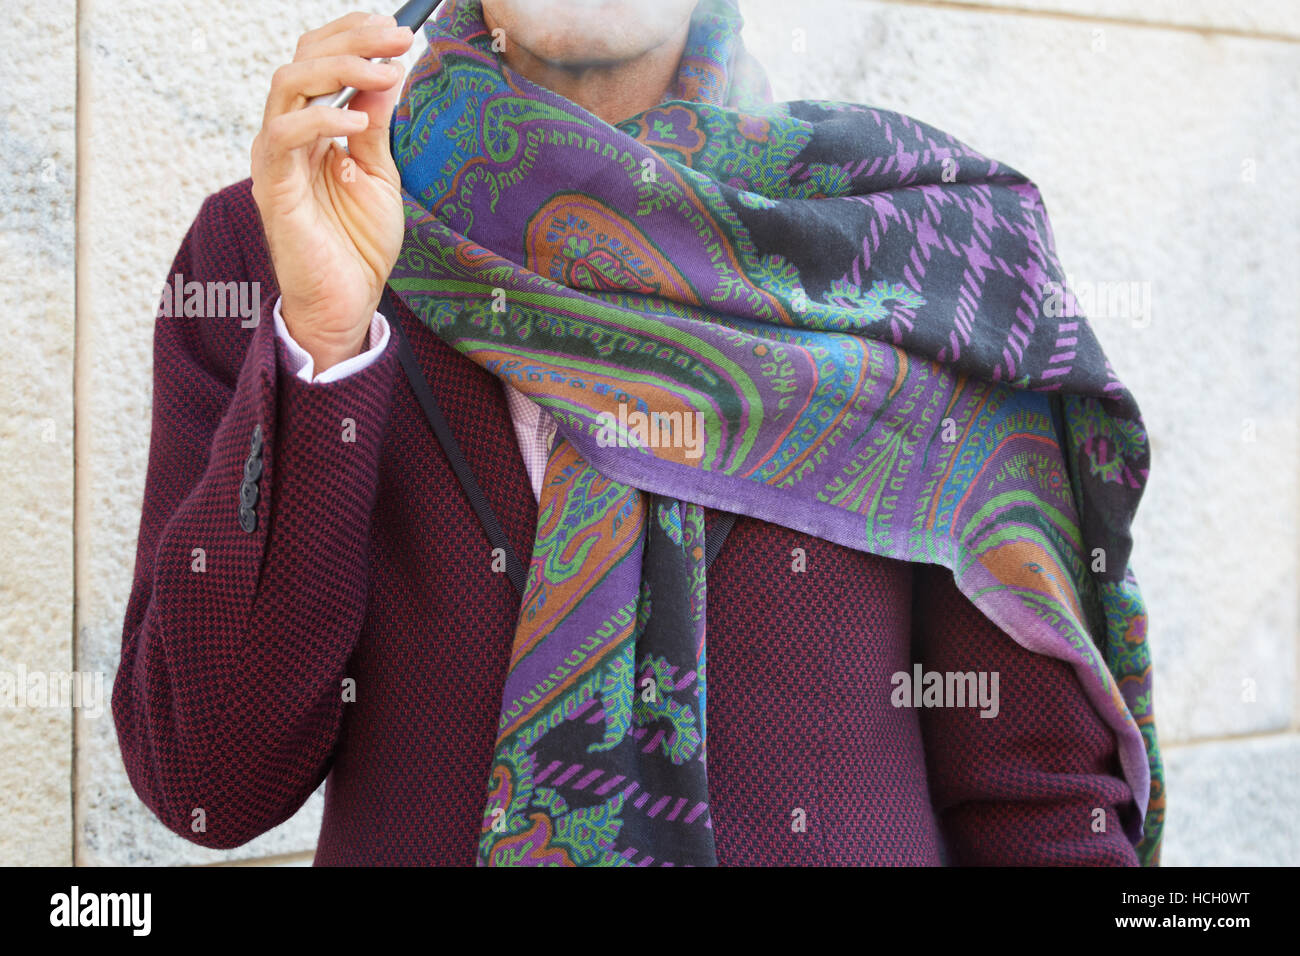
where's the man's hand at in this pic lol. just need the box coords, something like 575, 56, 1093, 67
250, 12, 415, 373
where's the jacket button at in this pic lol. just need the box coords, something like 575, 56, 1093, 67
238, 503, 257, 533
239, 479, 259, 509
250, 424, 263, 454
243, 453, 263, 482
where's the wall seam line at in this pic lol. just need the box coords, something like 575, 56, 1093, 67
71, 0, 83, 869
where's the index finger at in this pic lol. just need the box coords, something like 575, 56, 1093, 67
294, 10, 397, 57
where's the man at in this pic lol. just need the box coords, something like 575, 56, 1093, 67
113, 0, 1160, 865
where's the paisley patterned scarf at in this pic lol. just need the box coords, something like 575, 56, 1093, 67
389, 0, 1163, 866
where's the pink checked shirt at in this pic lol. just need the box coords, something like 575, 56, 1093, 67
273, 297, 557, 501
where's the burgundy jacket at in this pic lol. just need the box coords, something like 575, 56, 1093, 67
112, 178, 1140, 866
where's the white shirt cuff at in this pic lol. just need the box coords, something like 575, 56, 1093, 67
273, 294, 390, 384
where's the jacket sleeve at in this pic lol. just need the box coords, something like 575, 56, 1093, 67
911, 563, 1140, 866
111, 188, 400, 850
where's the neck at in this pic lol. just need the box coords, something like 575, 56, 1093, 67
482, 11, 691, 124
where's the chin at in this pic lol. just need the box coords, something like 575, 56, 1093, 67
482, 0, 700, 65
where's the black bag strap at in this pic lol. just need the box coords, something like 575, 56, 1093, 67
390, 312, 529, 597
705, 511, 737, 570
388, 307, 737, 587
